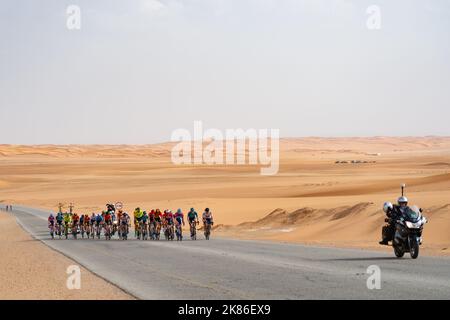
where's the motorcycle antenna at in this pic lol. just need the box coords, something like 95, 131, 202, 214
69, 202, 74, 214
401, 183, 406, 196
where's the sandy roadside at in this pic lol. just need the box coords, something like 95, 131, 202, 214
0, 210, 133, 300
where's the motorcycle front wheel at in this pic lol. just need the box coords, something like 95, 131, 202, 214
410, 239, 419, 259
393, 245, 404, 258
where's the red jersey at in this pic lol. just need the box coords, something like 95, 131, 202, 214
163, 211, 173, 220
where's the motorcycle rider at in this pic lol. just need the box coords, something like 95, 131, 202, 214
379, 196, 408, 245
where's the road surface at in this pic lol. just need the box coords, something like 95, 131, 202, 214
4, 205, 450, 299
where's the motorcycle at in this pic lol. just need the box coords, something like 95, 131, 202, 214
392, 205, 427, 259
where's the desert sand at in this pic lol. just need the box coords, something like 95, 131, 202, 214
0, 210, 132, 299
1, 137, 450, 256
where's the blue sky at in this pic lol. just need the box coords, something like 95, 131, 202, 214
1, 0, 449, 143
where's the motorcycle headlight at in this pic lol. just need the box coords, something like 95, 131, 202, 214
405, 221, 421, 229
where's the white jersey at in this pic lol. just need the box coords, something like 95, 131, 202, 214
202, 211, 213, 220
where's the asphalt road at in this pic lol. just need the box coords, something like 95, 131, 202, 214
4, 205, 450, 299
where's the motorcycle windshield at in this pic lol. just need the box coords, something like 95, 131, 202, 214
402, 206, 421, 223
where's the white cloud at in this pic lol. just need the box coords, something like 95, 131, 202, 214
140, 0, 166, 14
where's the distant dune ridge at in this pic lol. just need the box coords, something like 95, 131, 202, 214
0, 137, 450, 255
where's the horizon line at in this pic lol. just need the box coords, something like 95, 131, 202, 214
1, 135, 450, 147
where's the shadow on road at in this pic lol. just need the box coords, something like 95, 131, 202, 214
322, 257, 399, 262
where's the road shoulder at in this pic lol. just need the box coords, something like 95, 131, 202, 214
0, 210, 133, 299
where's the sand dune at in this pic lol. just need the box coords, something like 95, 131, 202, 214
1, 137, 449, 255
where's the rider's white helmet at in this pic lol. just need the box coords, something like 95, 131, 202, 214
383, 202, 393, 213
397, 196, 408, 205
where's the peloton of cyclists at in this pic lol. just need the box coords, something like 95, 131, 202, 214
47, 205, 214, 241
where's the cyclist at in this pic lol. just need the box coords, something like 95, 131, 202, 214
149, 209, 155, 223
56, 211, 64, 230
187, 208, 198, 225
120, 211, 131, 235
202, 208, 214, 226
133, 207, 143, 237
140, 211, 149, 238
48, 213, 55, 233
72, 213, 80, 226
104, 211, 113, 237
154, 209, 162, 224
174, 208, 185, 227
79, 213, 84, 227
83, 214, 90, 232
163, 209, 174, 226
95, 213, 103, 237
